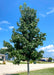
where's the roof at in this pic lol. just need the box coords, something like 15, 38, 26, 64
0, 54, 5, 56
41, 58, 49, 60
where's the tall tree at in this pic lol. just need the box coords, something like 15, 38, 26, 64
3, 3, 46, 75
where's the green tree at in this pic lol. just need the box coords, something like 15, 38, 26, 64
0, 49, 7, 54
48, 57, 52, 62
3, 3, 46, 75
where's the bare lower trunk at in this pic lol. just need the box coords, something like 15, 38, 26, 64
27, 61, 30, 75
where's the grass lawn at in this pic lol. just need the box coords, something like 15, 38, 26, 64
12, 68, 54, 75
36, 61, 54, 64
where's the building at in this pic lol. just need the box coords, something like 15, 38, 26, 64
0, 54, 5, 62
40, 58, 49, 62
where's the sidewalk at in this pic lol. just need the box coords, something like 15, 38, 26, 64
0, 62, 54, 75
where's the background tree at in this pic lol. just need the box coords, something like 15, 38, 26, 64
3, 3, 46, 75
48, 57, 52, 62
0, 49, 7, 54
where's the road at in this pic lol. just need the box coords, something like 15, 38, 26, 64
0, 62, 54, 75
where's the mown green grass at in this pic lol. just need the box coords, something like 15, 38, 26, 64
36, 61, 54, 64
12, 68, 54, 75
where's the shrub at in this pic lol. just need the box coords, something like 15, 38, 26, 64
3, 61, 6, 64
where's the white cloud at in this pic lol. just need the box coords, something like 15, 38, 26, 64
40, 7, 54, 17
0, 27, 8, 31
46, 8, 54, 15
0, 27, 2, 30
2, 47, 8, 49
39, 13, 46, 17
39, 45, 54, 51
0, 21, 10, 24
47, 49, 54, 52
9, 26, 14, 29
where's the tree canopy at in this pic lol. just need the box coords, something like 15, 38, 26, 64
0, 49, 7, 54
3, 3, 46, 75
48, 57, 52, 62
3, 3, 46, 63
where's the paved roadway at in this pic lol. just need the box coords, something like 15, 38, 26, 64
0, 62, 54, 75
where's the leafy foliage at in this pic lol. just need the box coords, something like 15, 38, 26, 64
48, 57, 52, 62
3, 3, 46, 64
0, 49, 7, 54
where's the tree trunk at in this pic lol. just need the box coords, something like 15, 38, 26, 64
27, 61, 30, 75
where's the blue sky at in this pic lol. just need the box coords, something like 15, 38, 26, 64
0, 0, 54, 58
